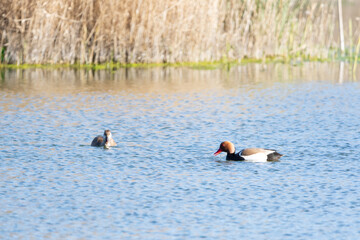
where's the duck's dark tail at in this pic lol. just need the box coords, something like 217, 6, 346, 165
267, 152, 283, 161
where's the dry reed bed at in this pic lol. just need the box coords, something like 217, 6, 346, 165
0, 0, 357, 64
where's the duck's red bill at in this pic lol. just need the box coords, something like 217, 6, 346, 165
214, 149, 222, 156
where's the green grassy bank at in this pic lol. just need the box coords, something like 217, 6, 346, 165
0, 53, 358, 72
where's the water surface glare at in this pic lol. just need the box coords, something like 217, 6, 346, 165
1, 63, 360, 239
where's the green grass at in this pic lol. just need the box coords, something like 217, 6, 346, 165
0, 51, 358, 71
0, 47, 6, 63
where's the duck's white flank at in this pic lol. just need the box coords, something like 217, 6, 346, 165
242, 153, 267, 162
241, 149, 275, 162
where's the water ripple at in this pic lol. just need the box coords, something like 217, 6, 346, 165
1, 64, 360, 239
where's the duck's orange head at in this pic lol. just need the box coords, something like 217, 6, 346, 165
214, 141, 235, 155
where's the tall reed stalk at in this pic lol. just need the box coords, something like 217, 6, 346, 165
0, 0, 354, 65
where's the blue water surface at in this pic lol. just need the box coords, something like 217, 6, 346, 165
0, 64, 359, 239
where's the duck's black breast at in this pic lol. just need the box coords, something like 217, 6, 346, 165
226, 153, 245, 161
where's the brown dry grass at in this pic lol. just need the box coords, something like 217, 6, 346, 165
0, 0, 357, 64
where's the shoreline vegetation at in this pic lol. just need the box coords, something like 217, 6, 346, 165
0, 0, 359, 68
0, 57, 341, 71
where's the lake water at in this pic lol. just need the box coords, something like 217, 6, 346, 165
0, 63, 360, 239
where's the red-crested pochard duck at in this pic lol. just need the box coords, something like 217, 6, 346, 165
91, 130, 117, 148
214, 141, 283, 162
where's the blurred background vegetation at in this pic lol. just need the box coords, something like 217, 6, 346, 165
0, 0, 359, 65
